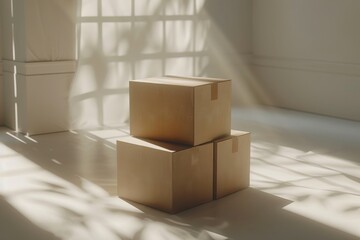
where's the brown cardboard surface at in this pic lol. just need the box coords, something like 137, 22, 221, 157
213, 130, 250, 199
172, 143, 213, 213
117, 136, 213, 213
194, 81, 231, 145
130, 76, 231, 146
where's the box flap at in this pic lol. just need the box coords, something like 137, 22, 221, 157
230, 130, 250, 136
131, 75, 230, 87
166, 75, 230, 83
214, 130, 250, 143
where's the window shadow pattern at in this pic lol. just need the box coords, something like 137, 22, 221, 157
71, 0, 213, 129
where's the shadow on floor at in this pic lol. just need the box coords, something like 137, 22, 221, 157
0, 196, 60, 240
1, 122, 359, 239
125, 188, 360, 240
0, 127, 126, 195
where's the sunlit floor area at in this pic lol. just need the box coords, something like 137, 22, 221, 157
0, 107, 359, 240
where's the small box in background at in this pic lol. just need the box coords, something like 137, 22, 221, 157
117, 136, 213, 213
130, 75, 231, 146
213, 130, 250, 199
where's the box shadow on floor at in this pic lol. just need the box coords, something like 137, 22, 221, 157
125, 188, 359, 240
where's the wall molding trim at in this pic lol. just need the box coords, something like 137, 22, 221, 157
2, 60, 77, 75
251, 55, 360, 77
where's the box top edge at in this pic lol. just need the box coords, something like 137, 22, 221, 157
213, 130, 250, 143
165, 75, 231, 82
130, 76, 231, 87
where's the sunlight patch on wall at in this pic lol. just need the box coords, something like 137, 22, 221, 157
102, 22, 131, 56
165, 0, 194, 16
135, 0, 163, 16
79, 22, 98, 58
72, 65, 98, 94
166, 57, 194, 76
133, 21, 163, 54
80, 0, 98, 17
166, 20, 194, 53
103, 62, 131, 88
70, 98, 99, 127
134, 59, 163, 79
101, 0, 132, 17
102, 95, 129, 127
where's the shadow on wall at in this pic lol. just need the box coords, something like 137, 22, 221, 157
70, 0, 265, 130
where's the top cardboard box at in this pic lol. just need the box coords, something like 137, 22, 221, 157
130, 75, 231, 146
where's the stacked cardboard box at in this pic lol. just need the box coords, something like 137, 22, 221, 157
117, 75, 250, 213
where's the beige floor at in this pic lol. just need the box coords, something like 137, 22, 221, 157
0, 107, 359, 240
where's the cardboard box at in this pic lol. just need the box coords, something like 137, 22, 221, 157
213, 130, 250, 199
117, 136, 213, 213
130, 75, 231, 146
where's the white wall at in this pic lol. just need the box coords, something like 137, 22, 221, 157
4, 0, 358, 129
0, 0, 254, 131
70, 0, 254, 129
252, 0, 360, 121
3, 0, 359, 129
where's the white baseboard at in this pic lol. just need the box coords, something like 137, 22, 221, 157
252, 62, 360, 122
251, 55, 360, 77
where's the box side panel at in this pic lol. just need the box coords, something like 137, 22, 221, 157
194, 81, 231, 145
172, 143, 213, 213
214, 133, 250, 199
117, 141, 173, 212
130, 81, 194, 145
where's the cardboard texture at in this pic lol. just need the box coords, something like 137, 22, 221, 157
117, 136, 213, 213
130, 75, 231, 146
213, 130, 250, 199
